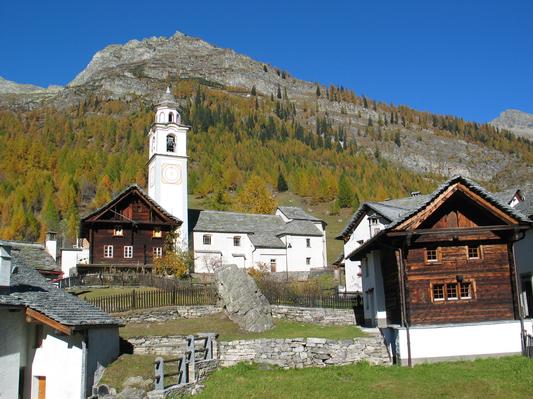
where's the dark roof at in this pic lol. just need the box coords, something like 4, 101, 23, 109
81, 184, 181, 225
277, 206, 323, 223
193, 209, 323, 248
0, 241, 59, 272
346, 175, 532, 260
0, 244, 121, 328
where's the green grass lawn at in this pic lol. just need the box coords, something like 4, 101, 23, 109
68, 286, 161, 300
102, 355, 533, 398
120, 313, 365, 341
196, 357, 533, 399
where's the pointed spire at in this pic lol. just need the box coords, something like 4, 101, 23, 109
157, 86, 178, 108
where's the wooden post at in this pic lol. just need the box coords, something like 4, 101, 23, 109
132, 289, 136, 310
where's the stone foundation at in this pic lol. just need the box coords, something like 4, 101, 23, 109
219, 336, 390, 368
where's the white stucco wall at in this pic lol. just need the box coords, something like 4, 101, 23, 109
282, 235, 325, 271
31, 327, 84, 399
60, 249, 88, 278
0, 309, 27, 399
388, 320, 533, 365
193, 232, 254, 272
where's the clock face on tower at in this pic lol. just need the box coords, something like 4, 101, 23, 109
162, 163, 182, 185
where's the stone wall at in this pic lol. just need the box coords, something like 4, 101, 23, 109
272, 306, 356, 325
117, 305, 356, 326
219, 335, 390, 368
128, 335, 219, 359
117, 305, 222, 324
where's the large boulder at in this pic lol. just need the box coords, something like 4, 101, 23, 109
214, 264, 274, 332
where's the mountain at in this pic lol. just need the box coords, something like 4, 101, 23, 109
491, 109, 533, 140
0, 31, 532, 243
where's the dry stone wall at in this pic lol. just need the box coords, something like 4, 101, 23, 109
219, 336, 390, 368
117, 305, 356, 326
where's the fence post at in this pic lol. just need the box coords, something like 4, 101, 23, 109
154, 357, 164, 390
187, 335, 195, 384
172, 287, 176, 305
132, 289, 136, 310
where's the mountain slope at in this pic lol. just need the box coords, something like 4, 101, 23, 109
491, 109, 533, 140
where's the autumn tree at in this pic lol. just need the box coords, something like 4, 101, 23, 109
154, 230, 194, 278
277, 171, 288, 192
337, 173, 353, 208
234, 175, 277, 214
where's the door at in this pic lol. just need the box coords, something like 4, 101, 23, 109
521, 275, 533, 318
37, 376, 46, 399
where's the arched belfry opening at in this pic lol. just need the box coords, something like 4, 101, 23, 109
166, 134, 176, 152
168, 113, 173, 123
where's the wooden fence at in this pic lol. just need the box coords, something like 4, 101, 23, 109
87, 286, 217, 314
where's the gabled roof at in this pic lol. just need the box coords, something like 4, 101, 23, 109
193, 208, 323, 249
346, 175, 532, 260
0, 241, 58, 272
277, 206, 323, 223
0, 244, 120, 329
81, 184, 181, 225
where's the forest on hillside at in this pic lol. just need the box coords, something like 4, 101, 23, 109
0, 79, 531, 243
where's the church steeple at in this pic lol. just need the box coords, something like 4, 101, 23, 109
147, 87, 189, 249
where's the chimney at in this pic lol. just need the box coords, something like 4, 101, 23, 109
410, 191, 421, 197
45, 231, 58, 261
0, 244, 12, 293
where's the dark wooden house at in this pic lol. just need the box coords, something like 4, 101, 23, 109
80, 185, 181, 271
348, 176, 532, 364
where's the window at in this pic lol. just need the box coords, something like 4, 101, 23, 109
270, 259, 277, 272
433, 282, 474, 302
306, 238, 311, 248
426, 248, 439, 262
203, 235, 212, 245
168, 112, 173, 123
113, 227, 123, 237
306, 257, 311, 265
124, 246, 133, 258
467, 245, 480, 259
104, 245, 113, 258
166, 134, 176, 152
446, 283, 458, 300
460, 282, 472, 299
233, 236, 241, 247
152, 228, 162, 238
153, 247, 163, 258
432, 284, 445, 301
370, 217, 379, 225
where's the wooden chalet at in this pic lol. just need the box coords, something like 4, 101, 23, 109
79, 184, 181, 272
348, 175, 532, 364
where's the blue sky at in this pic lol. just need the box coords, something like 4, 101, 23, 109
0, 0, 531, 123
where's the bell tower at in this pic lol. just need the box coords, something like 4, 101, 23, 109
148, 87, 189, 249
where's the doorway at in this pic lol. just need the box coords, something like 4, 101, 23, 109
37, 376, 46, 399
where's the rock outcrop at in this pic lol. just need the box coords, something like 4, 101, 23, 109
214, 264, 273, 332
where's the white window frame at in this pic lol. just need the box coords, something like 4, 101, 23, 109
153, 247, 163, 258
152, 228, 162, 238
113, 227, 123, 237
104, 245, 113, 258
124, 246, 133, 258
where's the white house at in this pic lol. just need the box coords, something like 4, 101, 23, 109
0, 241, 121, 399
193, 206, 327, 274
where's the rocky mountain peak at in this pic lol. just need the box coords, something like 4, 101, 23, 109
490, 109, 533, 140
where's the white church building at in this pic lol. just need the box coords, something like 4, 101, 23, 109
126, 88, 328, 274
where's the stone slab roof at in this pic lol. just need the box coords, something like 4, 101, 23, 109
0, 241, 59, 272
277, 206, 323, 222
194, 209, 323, 249
0, 244, 121, 328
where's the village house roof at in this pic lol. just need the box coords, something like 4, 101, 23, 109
337, 176, 532, 240
81, 184, 181, 226
277, 206, 324, 223
0, 243, 121, 329
346, 175, 532, 261
193, 208, 323, 249
0, 241, 59, 272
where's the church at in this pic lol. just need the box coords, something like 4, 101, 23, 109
79, 89, 328, 274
